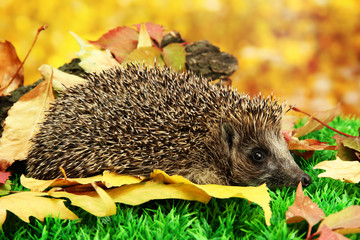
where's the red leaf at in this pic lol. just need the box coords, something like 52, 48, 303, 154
283, 130, 336, 151
0, 172, 11, 184
89, 26, 139, 62
286, 182, 326, 238
134, 22, 164, 44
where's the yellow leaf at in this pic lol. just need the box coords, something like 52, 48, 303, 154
38, 64, 86, 91
314, 157, 360, 183
102, 171, 143, 188
21, 174, 102, 192
137, 23, 153, 48
0, 208, 6, 227
20, 170, 272, 225
0, 192, 78, 224
21, 171, 143, 192
49, 183, 117, 217
0, 76, 54, 169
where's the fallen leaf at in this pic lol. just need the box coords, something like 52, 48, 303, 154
314, 157, 360, 183
293, 105, 340, 138
123, 47, 164, 66
21, 170, 272, 226
0, 192, 78, 225
162, 43, 186, 71
89, 26, 139, 62
38, 64, 86, 91
318, 205, 360, 235
0, 209, 6, 227
21, 171, 142, 192
0, 76, 54, 170
70, 32, 120, 73
0, 40, 24, 96
137, 23, 153, 48
283, 130, 336, 151
316, 225, 350, 240
0, 172, 11, 184
286, 182, 326, 238
134, 22, 164, 44
334, 134, 360, 161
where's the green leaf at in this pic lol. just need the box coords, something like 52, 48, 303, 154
162, 43, 186, 71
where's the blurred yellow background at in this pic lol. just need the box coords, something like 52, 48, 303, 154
1, 0, 359, 115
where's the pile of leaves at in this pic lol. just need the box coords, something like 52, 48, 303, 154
0, 22, 359, 239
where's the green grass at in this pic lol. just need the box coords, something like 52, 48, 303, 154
1, 116, 360, 239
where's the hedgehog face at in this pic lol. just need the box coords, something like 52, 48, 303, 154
220, 122, 311, 188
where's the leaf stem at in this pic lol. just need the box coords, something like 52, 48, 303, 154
290, 106, 355, 138
0, 25, 47, 92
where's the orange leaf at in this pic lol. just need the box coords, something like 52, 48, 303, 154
286, 182, 326, 238
314, 157, 360, 183
316, 225, 350, 240
318, 205, 360, 235
0, 40, 24, 96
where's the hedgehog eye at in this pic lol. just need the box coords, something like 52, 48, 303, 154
251, 150, 266, 162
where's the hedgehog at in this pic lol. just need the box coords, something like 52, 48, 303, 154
25, 65, 311, 188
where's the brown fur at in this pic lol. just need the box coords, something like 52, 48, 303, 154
25, 65, 310, 187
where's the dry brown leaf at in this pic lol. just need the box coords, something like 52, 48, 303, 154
314, 157, 360, 183
38, 64, 86, 91
0, 192, 78, 225
0, 40, 24, 96
0, 76, 54, 170
293, 105, 340, 138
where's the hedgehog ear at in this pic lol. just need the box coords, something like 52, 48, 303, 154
220, 122, 239, 152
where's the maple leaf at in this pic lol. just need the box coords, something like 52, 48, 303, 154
286, 182, 326, 239
0, 192, 78, 227
313, 157, 360, 183
162, 43, 186, 72
0, 75, 54, 170
0, 40, 24, 96
89, 26, 139, 62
